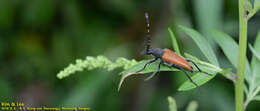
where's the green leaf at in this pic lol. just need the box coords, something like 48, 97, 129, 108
193, 0, 222, 50
250, 31, 260, 88
253, 95, 260, 101
244, 0, 253, 12
209, 30, 251, 82
249, 44, 260, 61
168, 96, 177, 111
178, 53, 229, 91
119, 59, 177, 75
179, 25, 219, 67
248, 0, 260, 19
178, 70, 216, 91
118, 59, 177, 91
186, 101, 198, 111
168, 28, 181, 55
254, 0, 260, 10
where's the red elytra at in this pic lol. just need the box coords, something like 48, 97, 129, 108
162, 49, 192, 71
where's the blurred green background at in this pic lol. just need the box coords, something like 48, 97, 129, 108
0, 0, 259, 111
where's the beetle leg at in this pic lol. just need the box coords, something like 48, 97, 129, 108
171, 64, 198, 87
136, 58, 158, 73
186, 59, 212, 76
145, 59, 163, 81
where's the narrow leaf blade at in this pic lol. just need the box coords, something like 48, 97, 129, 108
168, 96, 177, 111
120, 59, 177, 75
249, 44, 260, 61
178, 67, 232, 91
186, 101, 198, 111
250, 31, 260, 87
244, 0, 253, 12
168, 28, 181, 55
118, 59, 177, 91
179, 25, 219, 66
253, 95, 260, 101
209, 30, 251, 82
178, 72, 216, 91
254, 0, 260, 10
178, 53, 227, 91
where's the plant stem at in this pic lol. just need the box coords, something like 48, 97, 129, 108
235, 0, 248, 111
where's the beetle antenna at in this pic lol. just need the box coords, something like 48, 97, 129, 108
144, 12, 152, 54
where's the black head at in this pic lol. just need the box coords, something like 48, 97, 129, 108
145, 48, 164, 58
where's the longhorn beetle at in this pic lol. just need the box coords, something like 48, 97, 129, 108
137, 12, 212, 87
